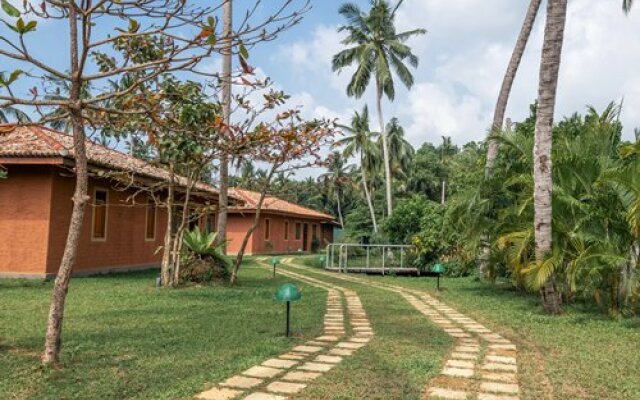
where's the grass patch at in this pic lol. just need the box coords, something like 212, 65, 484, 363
281, 265, 450, 399
0, 264, 325, 400
359, 274, 640, 400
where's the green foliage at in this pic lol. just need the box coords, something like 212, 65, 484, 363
181, 228, 230, 284
1, 0, 20, 17
381, 195, 430, 244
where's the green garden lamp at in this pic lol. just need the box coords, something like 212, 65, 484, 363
271, 257, 280, 278
318, 255, 326, 268
275, 283, 302, 337
431, 263, 445, 290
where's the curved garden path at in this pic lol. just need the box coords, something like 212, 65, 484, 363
280, 259, 521, 400
193, 260, 373, 400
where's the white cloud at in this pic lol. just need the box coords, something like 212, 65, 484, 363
276, 0, 640, 149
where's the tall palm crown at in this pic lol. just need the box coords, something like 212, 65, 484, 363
332, 0, 426, 100
335, 106, 380, 173
384, 118, 414, 175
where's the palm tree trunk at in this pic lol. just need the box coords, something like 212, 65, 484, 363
478, 0, 542, 279
361, 153, 378, 233
485, 0, 542, 176
376, 82, 393, 216
336, 191, 344, 229
216, 0, 233, 253
534, 0, 567, 315
42, 7, 87, 365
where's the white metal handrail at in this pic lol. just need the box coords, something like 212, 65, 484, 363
325, 243, 414, 275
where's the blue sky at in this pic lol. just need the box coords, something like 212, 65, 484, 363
2, 0, 640, 154
249, 0, 640, 149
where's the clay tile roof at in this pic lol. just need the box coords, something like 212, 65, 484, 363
229, 187, 337, 222
0, 125, 222, 196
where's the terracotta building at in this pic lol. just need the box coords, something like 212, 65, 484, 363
227, 188, 337, 255
0, 125, 221, 278
0, 126, 337, 278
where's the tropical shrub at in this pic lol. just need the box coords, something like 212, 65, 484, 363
180, 228, 230, 284
382, 195, 431, 244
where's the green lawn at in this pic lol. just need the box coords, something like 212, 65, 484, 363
0, 262, 325, 400
293, 271, 450, 399
3, 258, 638, 400
345, 271, 640, 400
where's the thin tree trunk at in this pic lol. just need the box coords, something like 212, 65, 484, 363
171, 179, 194, 286
336, 192, 344, 229
230, 167, 276, 284
441, 180, 446, 205
361, 153, 378, 233
376, 82, 393, 216
534, 0, 567, 315
216, 0, 233, 253
486, 0, 543, 176
160, 163, 175, 285
42, 7, 86, 365
478, 0, 542, 279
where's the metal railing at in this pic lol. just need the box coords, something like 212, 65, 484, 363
325, 243, 415, 275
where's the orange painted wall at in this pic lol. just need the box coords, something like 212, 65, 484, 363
0, 165, 53, 276
46, 172, 167, 275
226, 214, 254, 255
227, 212, 333, 255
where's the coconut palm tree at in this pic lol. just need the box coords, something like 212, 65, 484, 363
319, 151, 354, 228
335, 106, 381, 232
532, 0, 568, 315
485, 0, 543, 176
439, 136, 457, 204
332, 0, 425, 216
384, 117, 414, 180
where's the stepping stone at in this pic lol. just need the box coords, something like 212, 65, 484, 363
428, 387, 469, 400
336, 342, 365, 349
444, 328, 465, 333
482, 363, 517, 372
262, 359, 298, 369
266, 381, 307, 394
196, 387, 243, 400
489, 344, 516, 351
482, 372, 517, 383
281, 370, 321, 382
442, 367, 474, 378
328, 348, 353, 356
477, 393, 520, 400
221, 375, 263, 389
315, 336, 339, 342
446, 360, 475, 369
292, 345, 323, 353
451, 352, 478, 360
315, 355, 342, 364
486, 355, 517, 365
480, 382, 519, 394
299, 362, 334, 372
243, 392, 286, 400
350, 337, 371, 343
450, 333, 473, 338
279, 353, 306, 360
242, 366, 283, 379
454, 346, 480, 353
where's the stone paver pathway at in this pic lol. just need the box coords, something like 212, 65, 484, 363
281, 259, 521, 400
193, 259, 373, 400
